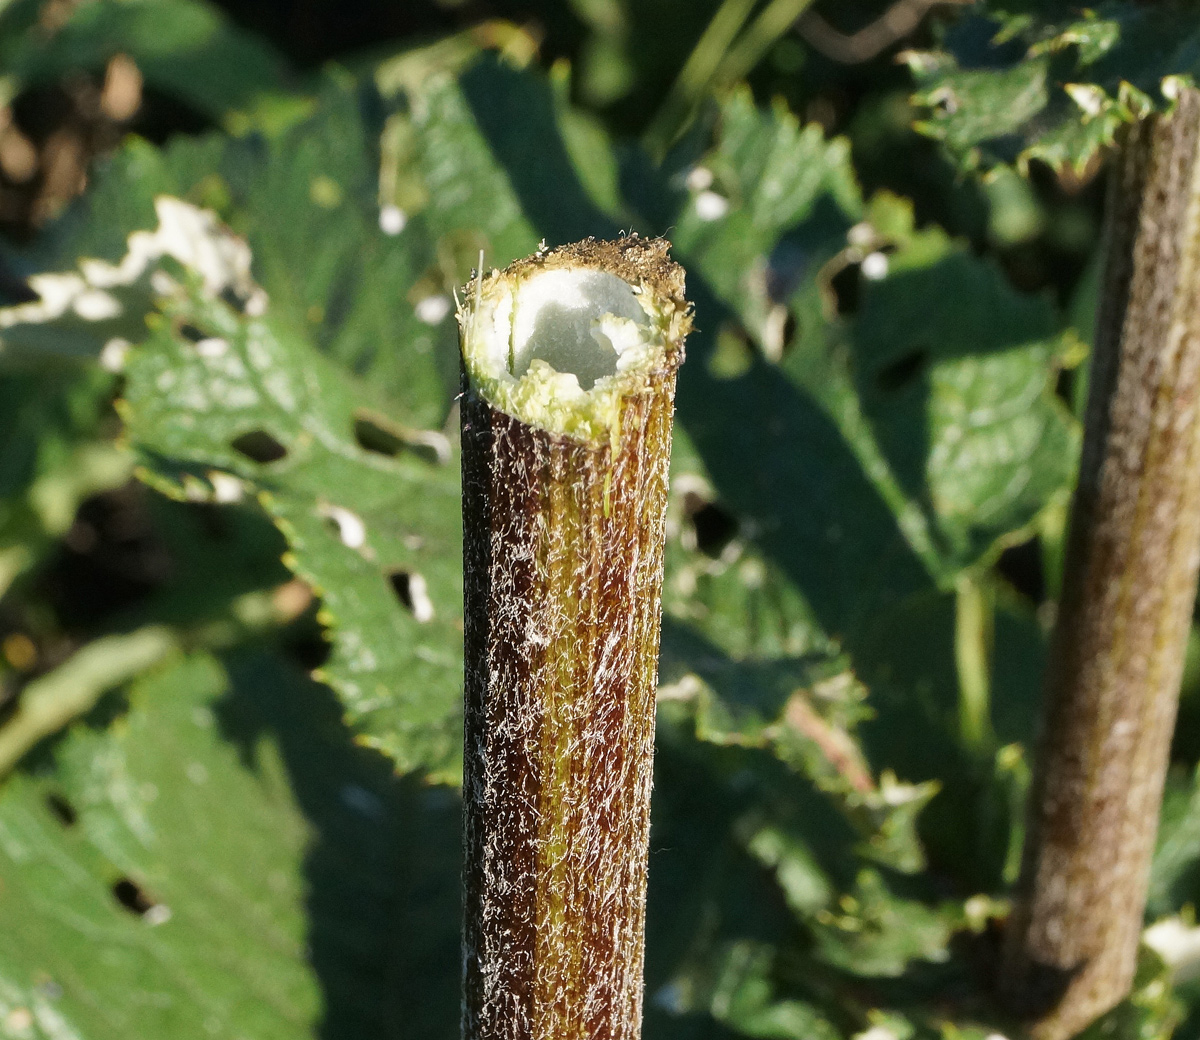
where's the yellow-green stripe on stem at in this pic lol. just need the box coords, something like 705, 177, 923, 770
458, 237, 690, 1040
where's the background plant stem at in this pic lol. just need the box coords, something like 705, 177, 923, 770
954, 572, 993, 755
644, 0, 816, 157
1001, 88, 1200, 1040
643, 0, 756, 157
0, 626, 176, 778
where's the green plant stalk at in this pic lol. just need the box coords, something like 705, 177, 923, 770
1002, 88, 1200, 1040
644, 0, 815, 158
0, 627, 177, 779
458, 238, 690, 1039
0, 583, 314, 782
954, 572, 993, 754
713, 0, 817, 89
643, 0, 757, 157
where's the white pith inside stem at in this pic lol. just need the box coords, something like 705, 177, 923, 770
460, 267, 669, 443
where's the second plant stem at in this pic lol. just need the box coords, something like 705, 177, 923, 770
1002, 87, 1200, 1039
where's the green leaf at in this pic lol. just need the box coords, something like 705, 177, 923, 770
28, 81, 462, 429
408, 56, 620, 258
671, 87, 863, 305
803, 868, 954, 979
218, 83, 460, 428
657, 617, 950, 977
407, 66, 538, 263
662, 427, 834, 664
910, 56, 1050, 161
119, 245, 463, 779
908, 3, 1200, 175
1150, 765, 1200, 918
3, 196, 464, 779
659, 90, 1077, 639
0, 370, 130, 599
849, 236, 1078, 575
0, 0, 288, 116
656, 941, 843, 1040
0, 649, 461, 1039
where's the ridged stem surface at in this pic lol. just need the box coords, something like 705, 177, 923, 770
459, 239, 688, 1040
1002, 89, 1200, 1040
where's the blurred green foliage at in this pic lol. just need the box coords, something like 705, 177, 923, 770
0, 1, 1199, 1038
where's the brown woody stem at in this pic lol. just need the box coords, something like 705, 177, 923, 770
1001, 87, 1200, 1039
458, 238, 690, 1040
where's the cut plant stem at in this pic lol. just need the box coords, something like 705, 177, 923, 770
1001, 87, 1200, 1040
458, 237, 690, 1040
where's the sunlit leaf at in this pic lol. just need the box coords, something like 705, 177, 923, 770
0, 650, 461, 1039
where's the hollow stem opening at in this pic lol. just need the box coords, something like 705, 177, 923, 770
505, 269, 648, 389
459, 249, 684, 444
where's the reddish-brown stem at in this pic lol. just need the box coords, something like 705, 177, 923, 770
459, 238, 689, 1040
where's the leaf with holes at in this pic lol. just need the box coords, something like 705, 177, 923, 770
907, 3, 1200, 176
846, 201, 1079, 576
22, 80, 461, 429
221, 82, 461, 427
658, 91, 1076, 625
120, 245, 463, 778
670, 86, 863, 339
0, 649, 461, 1040
2, 196, 464, 779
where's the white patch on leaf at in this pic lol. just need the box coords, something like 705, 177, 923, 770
415, 294, 452, 325
694, 190, 729, 222
143, 904, 172, 927
321, 504, 367, 549
195, 337, 228, 358
379, 204, 407, 235
0, 196, 266, 361
208, 472, 243, 503
685, 166, 714, 192
1146, 916, 1200, 981
861, 251, 889, 280
72, 290, 122, 321
99, 337, 131, 372
406, 572, 434, 623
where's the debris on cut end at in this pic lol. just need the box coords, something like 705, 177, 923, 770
457, 236, 690, 444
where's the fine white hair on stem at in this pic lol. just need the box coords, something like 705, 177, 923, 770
459, 235, 690, 1040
